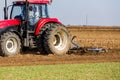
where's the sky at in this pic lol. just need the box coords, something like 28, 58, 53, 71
0, 0, 120, 26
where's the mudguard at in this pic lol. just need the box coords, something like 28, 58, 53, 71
0, 19, 21, 34
35, 18, 62, 35
0, 19, 21, 29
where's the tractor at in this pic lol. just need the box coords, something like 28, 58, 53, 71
0, 0, 70, 56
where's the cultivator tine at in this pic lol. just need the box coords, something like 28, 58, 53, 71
71, 36, 80, 49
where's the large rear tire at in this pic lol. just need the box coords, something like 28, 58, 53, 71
0, 32, 21, 56
37, 24, 51, 54
43, 24, 70, 55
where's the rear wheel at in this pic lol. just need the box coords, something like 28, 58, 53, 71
37, 23, 51, 54
44, 24, 70, 55
0, 32, 21, 56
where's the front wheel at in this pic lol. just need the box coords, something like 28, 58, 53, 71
44, 24, 70, 55
0, 32, 21, 56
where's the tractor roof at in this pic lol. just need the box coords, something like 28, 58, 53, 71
13, 0, 51, 4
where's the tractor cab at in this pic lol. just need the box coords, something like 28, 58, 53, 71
11, 0, 50, 30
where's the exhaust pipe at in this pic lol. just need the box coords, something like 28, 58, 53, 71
4, 0, 8, 20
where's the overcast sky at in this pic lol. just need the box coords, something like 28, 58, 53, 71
0, 0, 120, 26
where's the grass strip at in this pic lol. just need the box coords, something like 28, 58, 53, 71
0, 62, 119, 80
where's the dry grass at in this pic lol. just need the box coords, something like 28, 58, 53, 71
67, 26, 120, 49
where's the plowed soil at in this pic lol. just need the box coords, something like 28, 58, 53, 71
0, 26, 120, 66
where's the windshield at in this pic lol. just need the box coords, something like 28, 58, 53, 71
10, 4, 49, 21
28, 4, 49, 25
11, 4, 26, 20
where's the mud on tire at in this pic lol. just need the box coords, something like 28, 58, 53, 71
0, 32, 21, 56
37, 24, 51, 54
43, 24, 70, 55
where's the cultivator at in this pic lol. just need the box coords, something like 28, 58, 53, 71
69, 36, 108, 55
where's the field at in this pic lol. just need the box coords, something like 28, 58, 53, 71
0, 26, 120, 80
67, 26, 120, 50
0, 62, 119, 80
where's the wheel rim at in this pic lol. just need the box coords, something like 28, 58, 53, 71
53, 30, 68, 51
6, 38, 18, 54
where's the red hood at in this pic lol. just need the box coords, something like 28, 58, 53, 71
0, 19, 21, 28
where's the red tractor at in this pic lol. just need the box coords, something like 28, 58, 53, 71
0, 0, 70, 56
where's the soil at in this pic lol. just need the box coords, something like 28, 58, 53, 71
0, 26, 120, 66
0, 49, 119, 66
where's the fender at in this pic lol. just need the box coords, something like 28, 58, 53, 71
0, 26, 19, 35
35, 18, 62, 35
0, 19, 21, 29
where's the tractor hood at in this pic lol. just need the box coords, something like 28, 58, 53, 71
0, 19, 21, 29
